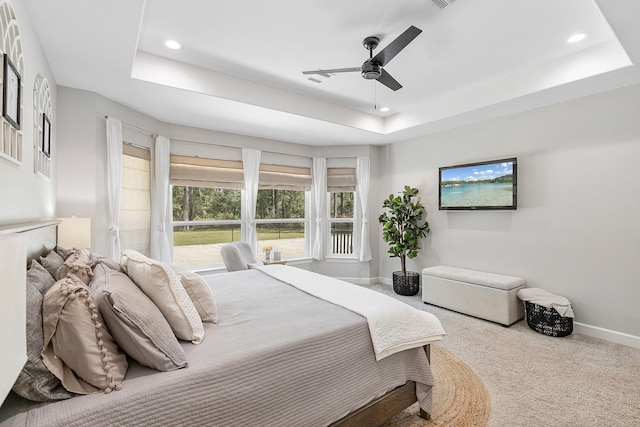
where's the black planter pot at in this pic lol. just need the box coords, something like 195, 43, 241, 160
392, 271, 420, 296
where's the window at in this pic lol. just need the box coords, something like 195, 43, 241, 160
327, 167, 357, 257
256, 189, 306, 260
255, 163, 311, 261
169, 155, 244, 268
120, 144, 151, 255
172, 186, 242, 268
329, 192, 355, 255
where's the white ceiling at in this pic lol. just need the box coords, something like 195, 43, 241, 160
22, 0, 640, 146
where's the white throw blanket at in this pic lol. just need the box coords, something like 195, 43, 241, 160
517, 288, 574, 318
254, 265, 446, 361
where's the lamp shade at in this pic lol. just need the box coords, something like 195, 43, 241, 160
57, 217, 91, 249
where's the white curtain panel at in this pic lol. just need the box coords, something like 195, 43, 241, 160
357, 156, 372, 262
242, 148, 261, 255
106, 117, 123, 260
311, 157, 327, 260
151, 135, 172, 263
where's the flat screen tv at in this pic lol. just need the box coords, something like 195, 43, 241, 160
439, 158, 517, 210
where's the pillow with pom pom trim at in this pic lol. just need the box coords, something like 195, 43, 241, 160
41, 274, 128, 394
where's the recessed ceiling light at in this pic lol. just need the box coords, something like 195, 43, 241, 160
380, 107, 390, 112
567, 33, 587, 44
165, 40, 182, 50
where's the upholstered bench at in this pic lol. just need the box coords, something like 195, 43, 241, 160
422, 266, 525, 326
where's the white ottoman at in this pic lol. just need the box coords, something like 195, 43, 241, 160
422, 266, 525, 326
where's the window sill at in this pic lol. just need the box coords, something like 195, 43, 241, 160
324, 256, 359, 263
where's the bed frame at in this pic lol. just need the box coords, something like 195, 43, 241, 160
1, 220, 432, 427
332, 345, 431, 426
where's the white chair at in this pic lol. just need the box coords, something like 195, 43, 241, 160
221, 242, 261, 272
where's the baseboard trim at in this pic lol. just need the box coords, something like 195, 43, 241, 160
376, 276, 393, 286
336, 277, 377, 286
573, 322, 640, 349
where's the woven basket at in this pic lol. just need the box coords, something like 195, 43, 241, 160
393, 271, 420, 296
524, 301, 573, 337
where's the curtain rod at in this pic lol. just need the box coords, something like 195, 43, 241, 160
104, 116, 156, 138
105, 116, 357, 161
172, 137, 357, 161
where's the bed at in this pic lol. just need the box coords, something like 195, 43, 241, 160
0, 222, 445, 427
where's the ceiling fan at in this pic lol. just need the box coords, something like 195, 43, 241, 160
302, 26, 422, 91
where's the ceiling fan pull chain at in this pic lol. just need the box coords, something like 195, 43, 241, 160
374, 82, 377, 110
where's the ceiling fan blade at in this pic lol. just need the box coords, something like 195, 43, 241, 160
376, 69, 402, 91
302, 67, 361, 76
372, 26, 422, 67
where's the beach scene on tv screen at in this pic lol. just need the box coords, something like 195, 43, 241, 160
440, 161, 514, 208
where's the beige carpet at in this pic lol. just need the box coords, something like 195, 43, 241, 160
383, 345, 490, 426
366, 283, 640, 427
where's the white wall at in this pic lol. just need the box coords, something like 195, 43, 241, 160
377, 83, 640, 342
0, 0, 57, 225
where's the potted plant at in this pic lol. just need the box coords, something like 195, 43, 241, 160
378, 186, 430, 296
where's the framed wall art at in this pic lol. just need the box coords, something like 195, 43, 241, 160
42, 113, 51, 157
3, 54, 20, 130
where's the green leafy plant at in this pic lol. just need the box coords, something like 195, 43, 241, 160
378, 186, 430, 279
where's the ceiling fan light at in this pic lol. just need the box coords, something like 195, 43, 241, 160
362, 70, 381, 79
361, 61, 381, 80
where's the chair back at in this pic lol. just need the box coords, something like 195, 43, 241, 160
221, 242, 259, 271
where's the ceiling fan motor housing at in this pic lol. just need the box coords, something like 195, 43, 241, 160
361, 60, 381, 79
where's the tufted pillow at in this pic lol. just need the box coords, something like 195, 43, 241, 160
90, 263, 188, 371
173, 268, 219, 324
40, 250, 65, 278
121, 249, 204, 344
12, 280, 74, 401
42, 275, 128, 394
55, 248, 95, 284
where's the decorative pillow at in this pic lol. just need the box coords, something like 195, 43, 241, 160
40, 250, 65, 278
121, 249, 204, 344
173, 268, 219, 324
55, 248, 94, 284
90, 263, 188, 371
42, 275, 128, 394
54, 245, 70, 260
27, 259, 56, 294
12, 281, 74, 401
92, 254, 123, 273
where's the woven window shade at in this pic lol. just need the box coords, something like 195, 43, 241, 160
120, 153, 151, 255
259, 164, 312, 191
123, 143, 151, 160
327, 168, 357, 192
170, 155, 244, 189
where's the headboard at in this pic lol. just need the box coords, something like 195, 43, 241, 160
0, 220, 58, 403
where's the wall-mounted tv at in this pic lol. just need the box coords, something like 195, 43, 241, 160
439, 158, 517, 210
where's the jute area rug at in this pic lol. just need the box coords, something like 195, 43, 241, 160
383, 345, 491, 427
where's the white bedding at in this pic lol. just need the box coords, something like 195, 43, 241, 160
254, 265, 446, 360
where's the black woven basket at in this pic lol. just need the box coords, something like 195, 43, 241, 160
393, 271, 420, 296
524, 301, 573, 337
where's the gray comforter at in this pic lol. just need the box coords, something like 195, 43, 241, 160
0, 269, 434, 427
